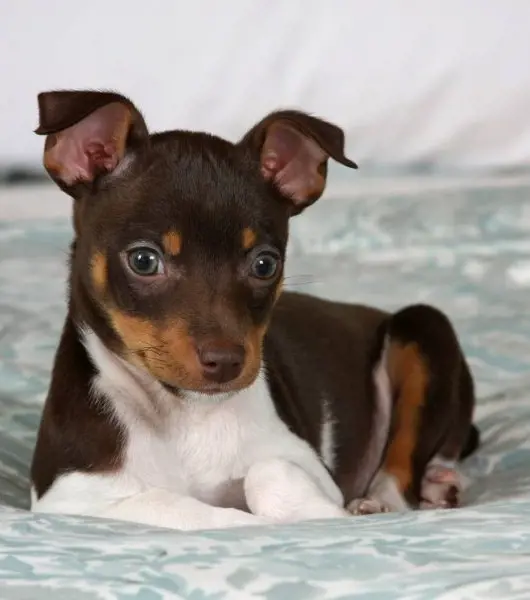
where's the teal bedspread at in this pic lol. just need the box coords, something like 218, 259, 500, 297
2, 179, 530, 599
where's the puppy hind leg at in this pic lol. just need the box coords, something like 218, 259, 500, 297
420, 362, 476, 509
381, 304, 472, 510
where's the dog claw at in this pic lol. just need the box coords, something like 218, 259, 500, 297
347, 497, 389, 516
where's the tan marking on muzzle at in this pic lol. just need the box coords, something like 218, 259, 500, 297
383, 342, 429, 493
240, 323, 268, 387
108, 309, 200, 387
107, 305, 269, 392
162, 230, 182, 256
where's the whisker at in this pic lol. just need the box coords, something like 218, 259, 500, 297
283, 275, 319, 286
284, 282, 319, 288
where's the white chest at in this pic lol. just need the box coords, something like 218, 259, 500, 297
122, 397, 255, 501
84, 329, 341, 509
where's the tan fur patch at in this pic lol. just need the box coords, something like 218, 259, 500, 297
274, 276, 284, 303
91, 251, 107, 293
162, 230, 182, 256
241, 283, 282, 382
108, 309, 199, 385
108, 310, 156, 353
242, 324, 268, 387
242, 228, 257, 250
383, 342, 429, 492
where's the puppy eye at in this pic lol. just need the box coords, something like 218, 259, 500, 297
250, 252, 279, 280
127, 246, 164, 277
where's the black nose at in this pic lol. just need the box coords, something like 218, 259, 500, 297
197, 340, 245, 384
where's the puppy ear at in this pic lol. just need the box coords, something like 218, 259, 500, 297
35, 90, 148, 197
240, 110, 357, 214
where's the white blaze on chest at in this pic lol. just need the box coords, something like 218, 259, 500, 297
123, 397, 248, 500
356, 337, 395, 494
83, 329, 302, 504
320, 397, 336, 472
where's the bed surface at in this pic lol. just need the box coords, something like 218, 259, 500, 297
2, 177, 530, 599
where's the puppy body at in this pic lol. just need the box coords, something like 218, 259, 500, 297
30, 91, 477, 530
33, 324, 348, 529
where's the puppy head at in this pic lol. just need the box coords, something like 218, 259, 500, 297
36, 90, 357, 395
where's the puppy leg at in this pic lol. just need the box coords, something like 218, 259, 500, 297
346, 353, 409, 516
380, 304, 476, 510
420, 361, 476, 509
100, 489, 267, 529
244, 458, 348, 523
32, 471, 266, 531
347, 470, 411, 515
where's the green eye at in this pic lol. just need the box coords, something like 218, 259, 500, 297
250, 253, 279, 280
127, 247, 163, 276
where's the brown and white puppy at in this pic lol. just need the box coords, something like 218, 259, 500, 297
30, 90, 479, 530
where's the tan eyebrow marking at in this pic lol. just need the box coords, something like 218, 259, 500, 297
162, 230, 182, 256
91, 251, 107, 293
242, 228, 257, 250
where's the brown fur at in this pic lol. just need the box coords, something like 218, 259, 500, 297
384, 343, 429, 491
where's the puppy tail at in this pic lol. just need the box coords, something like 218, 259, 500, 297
459, 423, 480, 460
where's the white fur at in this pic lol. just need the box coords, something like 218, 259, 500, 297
112, 153, 135, 177
352, 339, 395, 496
319, 397, 336, 471
346, 338, 410, 514
367, 470, 410, 513
355, 338, 410, 513
32, 329, 347, 530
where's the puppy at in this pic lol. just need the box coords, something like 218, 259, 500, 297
30, 90, 478, 530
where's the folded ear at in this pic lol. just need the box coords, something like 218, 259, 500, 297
239, 110, 357, 214
35, 90, 148, 196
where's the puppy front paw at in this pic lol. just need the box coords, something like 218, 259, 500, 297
346, 497, 390, 516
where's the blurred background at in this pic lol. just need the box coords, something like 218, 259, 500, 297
2, 0, 530, 186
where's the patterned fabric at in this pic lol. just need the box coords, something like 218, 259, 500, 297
1, 180, 530, 598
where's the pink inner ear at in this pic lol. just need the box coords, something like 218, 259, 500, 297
44, 103, 132, 186
260, 122, 327, 204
